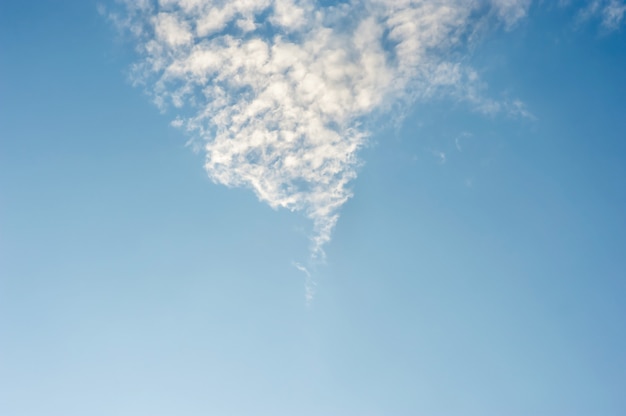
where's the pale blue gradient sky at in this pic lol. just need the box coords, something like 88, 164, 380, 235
1, 1, 625, 415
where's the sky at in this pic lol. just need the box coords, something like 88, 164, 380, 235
1, 0, 626, 415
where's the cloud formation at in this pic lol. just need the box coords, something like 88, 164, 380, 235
109, 0, 531, 260
579, 0, 626, 30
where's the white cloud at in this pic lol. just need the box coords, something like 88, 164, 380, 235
490, 0, 532, 28
109, 0, 531, 267
153, 12, 193, 46
600, 0, 626, 28
579, 0, 626, 30
293, 262, 315, 305
455, 131, 472, 152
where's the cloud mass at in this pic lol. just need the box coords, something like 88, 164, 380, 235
109, 0, 532, 259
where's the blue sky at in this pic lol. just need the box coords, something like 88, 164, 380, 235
1, 1, 625, 415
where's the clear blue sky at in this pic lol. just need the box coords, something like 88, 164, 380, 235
1, 1, 625, 415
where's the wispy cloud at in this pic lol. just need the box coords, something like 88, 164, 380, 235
293, 261, 315, 305
455, 131, 472, 152
491, 0, 532, 29
578, 0, 626, 30
106, 0, 531, 263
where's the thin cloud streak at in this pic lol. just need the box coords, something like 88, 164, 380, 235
108, 0, 532, 262
293, 261, 315, 305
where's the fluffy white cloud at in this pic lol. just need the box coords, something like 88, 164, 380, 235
109, 0, 531, 261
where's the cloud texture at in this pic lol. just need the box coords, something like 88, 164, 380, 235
579, 0, 626, 29
110, 0, 531, 259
